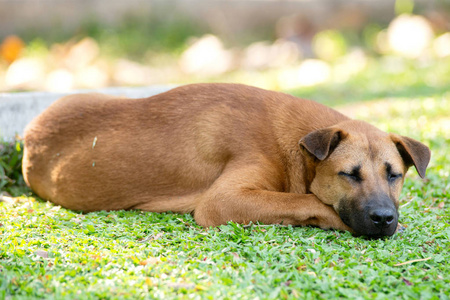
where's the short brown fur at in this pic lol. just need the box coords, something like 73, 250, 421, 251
22, 84, 431, 237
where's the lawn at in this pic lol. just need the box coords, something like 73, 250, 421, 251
1, 59, 449, 299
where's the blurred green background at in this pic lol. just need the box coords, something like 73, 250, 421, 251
1, 0, 449, 96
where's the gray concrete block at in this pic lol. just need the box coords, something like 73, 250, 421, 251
0, 86, 173, 140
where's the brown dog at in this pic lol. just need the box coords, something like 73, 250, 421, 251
22, 83, 430, 237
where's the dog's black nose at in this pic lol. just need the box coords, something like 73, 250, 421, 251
369, 208, 395, 228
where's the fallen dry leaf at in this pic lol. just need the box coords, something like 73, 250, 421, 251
396, 223, 406, 233
139, 257, 160, 265
11, 277, 18, 286
176, 218, 192, 227
35, 250, 48, 259
167, 282, 196, 290
283, 280, 292, 286
402, 278, 413, 286
138, 232, 164, 243
306, 271, 317, 277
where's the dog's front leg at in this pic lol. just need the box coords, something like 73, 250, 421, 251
194, 184, 353, 233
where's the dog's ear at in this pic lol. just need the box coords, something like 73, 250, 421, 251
299, 128, 347, 160
390, 134, 431, 178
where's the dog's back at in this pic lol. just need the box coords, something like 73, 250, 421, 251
23, 84, 347, 213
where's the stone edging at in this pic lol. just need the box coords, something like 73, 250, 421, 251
0, 86, 173, 139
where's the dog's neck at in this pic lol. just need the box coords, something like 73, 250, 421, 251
270, 95, 349, 194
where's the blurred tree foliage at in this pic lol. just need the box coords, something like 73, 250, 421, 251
20, 11, 207, 62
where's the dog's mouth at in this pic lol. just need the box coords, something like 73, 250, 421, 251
355, 216, 398, 238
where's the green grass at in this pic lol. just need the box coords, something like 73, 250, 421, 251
0, 139, 25, 196
288, 56, 450, 106
1, 61, 449, 299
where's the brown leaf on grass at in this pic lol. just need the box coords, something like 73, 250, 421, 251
153, 232, 164, 239
177, 218, 192, 227
90, 254, 103, 261
402, 278, 413, 286
167, 282, 196, 290
425, 239, 435, 245
11, 277, 18, 286
438, 202, 445, 209
395, 222, 407, 234
139, 257, 160, 265
138, 232, 164, 243
307, 271, 317, 277
35, 250, 48, 258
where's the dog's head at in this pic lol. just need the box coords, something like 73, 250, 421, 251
299, 120, 430, 238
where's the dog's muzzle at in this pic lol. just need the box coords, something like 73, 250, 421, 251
339, 195, 399, 238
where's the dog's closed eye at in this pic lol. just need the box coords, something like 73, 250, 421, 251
385, 163, 402, 183
338, 166, 362, 182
